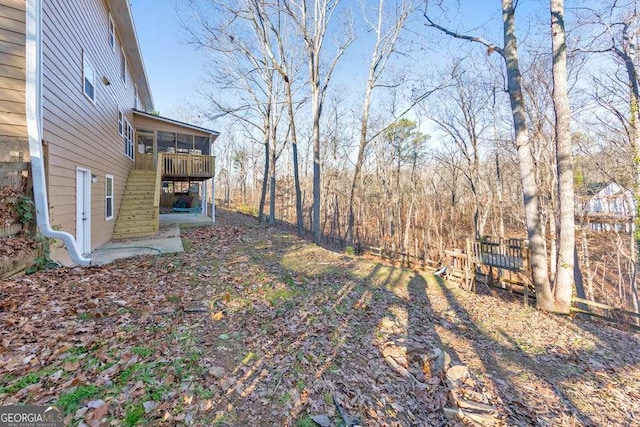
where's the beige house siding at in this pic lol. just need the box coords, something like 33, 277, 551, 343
0, 0, 27, 161
41, 0, 143, 263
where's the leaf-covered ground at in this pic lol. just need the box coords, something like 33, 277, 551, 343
0, 208, 638, 426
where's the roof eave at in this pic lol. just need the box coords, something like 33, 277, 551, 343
133, 109, 220, 137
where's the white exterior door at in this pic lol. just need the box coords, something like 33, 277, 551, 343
76, 168, 91, 254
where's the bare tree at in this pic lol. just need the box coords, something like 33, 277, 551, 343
346, 0, 415, 244
233, 148, 249, 203
431, 62, 493, 239
575, 0, 640, 319
248, 0, 307, 232
550, 0, 575, 312
424, 0, 558, 311
181, 0, 284, 222
282, 0, 355, 243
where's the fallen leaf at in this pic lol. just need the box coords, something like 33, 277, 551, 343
86, 399, 105, 409
92, 401, 110, 421
143, 401, 157, 413
310, 414, 331, 426
208, 366, 225, 378
63, 360, 80, 372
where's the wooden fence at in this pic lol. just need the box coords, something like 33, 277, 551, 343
221, 205, 640, 329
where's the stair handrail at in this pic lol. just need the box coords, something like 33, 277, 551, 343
154, 152, 163, 208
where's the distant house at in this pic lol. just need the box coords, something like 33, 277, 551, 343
581, 182, 635, 232
0, 0, 219, 265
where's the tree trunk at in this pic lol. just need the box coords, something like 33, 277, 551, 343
348, 78, 374, 244
630, 221, 640, 324
549, 209, 557, 287
502, 0, 554, 310
268, 126, 277, 224
403, 195, 416, 266
573, 244, 587, 310
312, 87, 322, 243
551, 0, 575, 313
258, 134, 269, 222
629, 44, 640, 326
282, 79, 304, 236
582, 218, 593, 300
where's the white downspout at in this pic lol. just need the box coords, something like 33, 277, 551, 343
26, 0, 90, 266
211, 138, 215, 223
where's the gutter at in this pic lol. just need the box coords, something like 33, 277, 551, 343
26, 0, 91, 266
211, 138, 215, 223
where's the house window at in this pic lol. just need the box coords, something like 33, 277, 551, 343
108, 13, 115, 51
134, 87, 138, 109
124, 119, 134, 160
83, 52, 96, 103
120, 48, 127, 85
118, 110, 123, 136
105, 174, 114, 220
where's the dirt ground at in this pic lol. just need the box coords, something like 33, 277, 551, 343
0, 208, 638, 426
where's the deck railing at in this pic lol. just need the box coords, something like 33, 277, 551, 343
161, 153, 215, 178
135, 153, 155, 170
135, 153, 215, 179
153, 153, 163, 208
474, 237, 529, 271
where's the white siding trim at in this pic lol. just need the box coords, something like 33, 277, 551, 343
26, 0, 90, 265
105, 174, 114, 220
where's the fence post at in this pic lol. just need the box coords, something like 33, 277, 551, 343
466, 238, 476, 292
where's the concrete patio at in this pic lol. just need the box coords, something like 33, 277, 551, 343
89, 213, 213, 265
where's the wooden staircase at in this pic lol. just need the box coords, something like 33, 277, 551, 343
113, 170, 159, 239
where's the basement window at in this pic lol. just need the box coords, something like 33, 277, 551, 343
106, 174, 114, 220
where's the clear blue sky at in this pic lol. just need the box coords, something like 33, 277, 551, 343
129, 0, 550, 122
131, 0, 205, 117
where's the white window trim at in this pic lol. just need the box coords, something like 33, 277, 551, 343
118, 109, 123, 136
120, 47, 127, 86
108, 13, 115, 52
124, 119, 134, 160
82, 51, 96, 104
105, 174, 114, 220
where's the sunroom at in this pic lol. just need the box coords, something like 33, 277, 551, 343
132, 109, 219, 213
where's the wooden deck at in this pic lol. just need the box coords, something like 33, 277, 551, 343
162, 153, 214, 180
135, 153, 215, 180
474, 237, 528, 272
